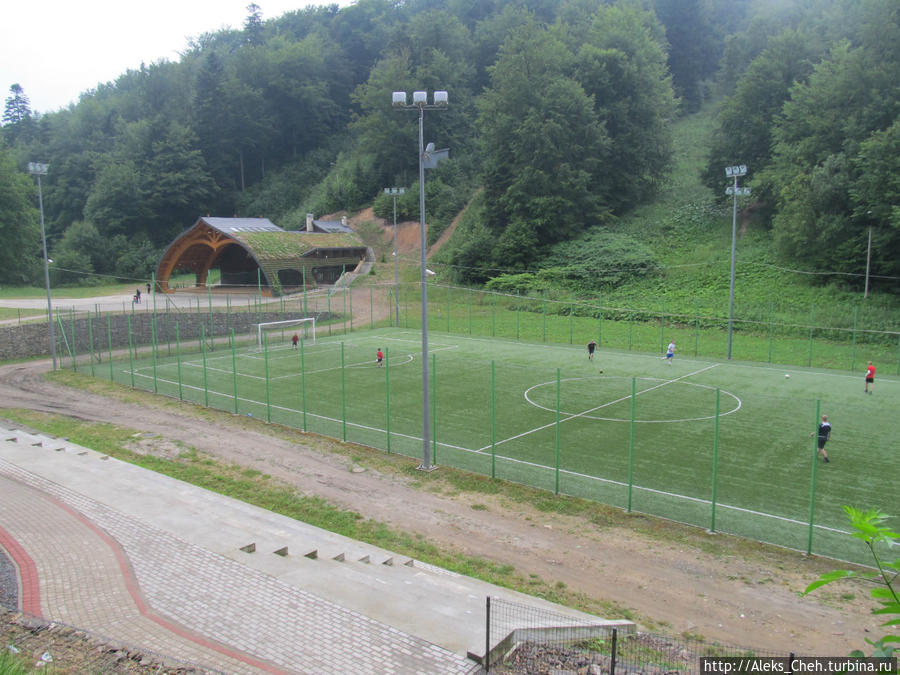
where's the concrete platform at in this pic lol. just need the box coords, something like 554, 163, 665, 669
0, 424, 631, 673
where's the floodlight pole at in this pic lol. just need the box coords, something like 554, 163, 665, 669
384, 187, 406, 325
28, 162, 57, 370
725, 165, 749, 360
864, 224, 872, 299
393, 90, 448, 471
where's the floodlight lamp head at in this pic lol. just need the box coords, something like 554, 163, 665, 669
425, 142, 435, 154
433, 90, 448, 106
392, 91, 407, 107
412, 91, 427, 106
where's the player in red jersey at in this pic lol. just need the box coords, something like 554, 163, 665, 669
865, 361, 875, 394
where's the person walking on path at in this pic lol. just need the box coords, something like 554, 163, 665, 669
810, 414, 832, 463
665, 341, 675, 365
135, 288, 141, 304
865, 361, 875, 394
587, 340, 596, 361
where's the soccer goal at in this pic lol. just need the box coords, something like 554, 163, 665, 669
252, 317, 316, 351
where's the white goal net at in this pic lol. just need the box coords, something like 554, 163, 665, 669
252, 317, 316, 351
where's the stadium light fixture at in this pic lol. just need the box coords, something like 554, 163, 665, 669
392, 90, 448, 472
27, 162, 57, 370
384, 187, 406, 325
725, 164, 751, 360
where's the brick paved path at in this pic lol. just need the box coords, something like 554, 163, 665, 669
0, 456, 476, 674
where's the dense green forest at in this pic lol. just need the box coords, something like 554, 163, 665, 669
1, 0, 898, 297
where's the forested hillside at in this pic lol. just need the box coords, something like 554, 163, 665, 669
1, 0, 898, 297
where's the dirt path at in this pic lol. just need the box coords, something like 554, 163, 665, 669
0, 357, 877, 656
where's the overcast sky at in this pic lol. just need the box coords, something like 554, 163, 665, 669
2, 0, 356, 115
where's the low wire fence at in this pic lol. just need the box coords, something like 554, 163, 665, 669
484, 597, 797, 674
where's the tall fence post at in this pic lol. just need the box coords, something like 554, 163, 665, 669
610, 627, 618, 675
850, 306, 859, 372
231, 329, 238, 415
151, 317, 158, 393
432, 352, 437, 464
106, 315, 113, 383
806, 399, 822, 555
175, 323, 182, 400
128, 315, 135, 387
628, 306, 634, 351
807, 303, 815, 367
710, 388, 721, 533
88, 314, 95, 377
767, 303, 775, 364
201, 324, 209, 407
542, 291, 547, 343
341, 342, 347, 442
491, 292, 496, 337
627, 377, 636, 512
516, 302, 520, 341
659, 299, 665, 353
385, 346, 391, 453
491, 361, 496, 479
694, 300, 700, 357
70, 307, 77, 371
485, 596, 491, 673
300, 336, 307, 432
598, 296, 603, 347
896, 333, 900, 376
264, 334, 271, 423
555, 368, 561, 495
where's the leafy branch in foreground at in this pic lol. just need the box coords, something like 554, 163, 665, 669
804, 506, 899, 659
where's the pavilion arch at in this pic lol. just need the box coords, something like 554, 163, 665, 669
155, 216, 369, 296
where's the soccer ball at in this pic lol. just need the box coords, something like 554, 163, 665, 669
784, 373, 790, 379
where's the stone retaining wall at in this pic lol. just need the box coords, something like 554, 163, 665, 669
1, 311, 313, 361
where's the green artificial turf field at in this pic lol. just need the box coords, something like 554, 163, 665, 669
104, 325, 893, 565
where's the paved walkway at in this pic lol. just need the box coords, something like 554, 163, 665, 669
0, 426, 629, 674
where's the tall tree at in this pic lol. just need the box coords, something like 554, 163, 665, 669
244, 3, 264, 46
653, 0, 718, 111
703, 29, 818, 199
2, 83, 31, 125
2, 83, 37, 146
477, 20, 608, 267
573, 3, 677, 211
0, 147, 39, 283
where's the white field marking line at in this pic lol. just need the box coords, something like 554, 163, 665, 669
144, 352, 418, 381
524, 376, 742, 424
123, 368, 474, 454
122, 367, 854, 540
160, 337, 397, 376
389, 329, 898, 385
479, 363, 720, 452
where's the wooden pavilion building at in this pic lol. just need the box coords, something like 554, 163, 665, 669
155, 216, 369, 296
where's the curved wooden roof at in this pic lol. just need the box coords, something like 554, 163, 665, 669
155, 217, 366, 295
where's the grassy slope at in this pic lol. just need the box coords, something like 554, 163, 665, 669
593, 106, 900, 332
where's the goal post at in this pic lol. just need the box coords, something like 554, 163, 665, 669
252, 317, 316, 351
